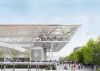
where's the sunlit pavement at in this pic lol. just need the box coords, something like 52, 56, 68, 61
0, 69, 94, 71
0, 64, 93, 71
0, 68, 93, 71
56, 64, 93, 71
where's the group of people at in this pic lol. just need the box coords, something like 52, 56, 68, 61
63, 61, 83, 71
70, 63, 83, 71
71, 63, 76, 71
61, 61, 97, 71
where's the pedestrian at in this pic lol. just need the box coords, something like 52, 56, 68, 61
80, 63, 83, 69
78, 64, 80, 69
59, 61, 61, 66
64, 64, 67, 70
92, 64, 94, 70
68, 61, 71, 67
71, 64, 73, 71
71, 63, 76, 71
73, 63, 76, 71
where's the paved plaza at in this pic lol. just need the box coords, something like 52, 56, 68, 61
0, 68, 93, 71
56, 64, 93, 71
0, 64, 93, 71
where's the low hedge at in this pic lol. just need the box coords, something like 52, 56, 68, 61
0, 64, 56, 70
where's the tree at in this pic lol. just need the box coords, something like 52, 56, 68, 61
82, 45, 92, 64
87, 38, 95, 48
76, 49, 84, 63
96, 36, 100, 43
11, 47, 18, 71
92, 36, 100, 65
66, 47, 83, 63
65, 37, 100, 66
82, 38, 95, 64
92, 46, 100, 65
0, 48, 4, 69
67, 51, 78, 62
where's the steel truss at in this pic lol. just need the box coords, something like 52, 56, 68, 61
0, 25, 80, 52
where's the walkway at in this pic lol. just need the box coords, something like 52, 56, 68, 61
0, 64, 94, 71
56, 64, 93, 71
0, 68, 94, 71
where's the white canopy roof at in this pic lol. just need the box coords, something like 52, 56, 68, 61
0, 25, 80, 52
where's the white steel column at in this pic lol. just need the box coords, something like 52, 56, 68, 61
51, 42, 53, 61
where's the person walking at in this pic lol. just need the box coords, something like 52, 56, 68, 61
71, 63, 76, 71
70, 64, 73, 71
78, 64, 81, 69
80, 63, 83, 69
64, 64, 68, 70
68, 61, 71, 67
73, 63, 76, 71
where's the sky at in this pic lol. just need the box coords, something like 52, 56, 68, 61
0, 0, 100, 59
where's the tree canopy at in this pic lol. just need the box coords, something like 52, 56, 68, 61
65, 36, 100, 65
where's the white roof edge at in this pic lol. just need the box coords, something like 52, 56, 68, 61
0, 24, 81, 26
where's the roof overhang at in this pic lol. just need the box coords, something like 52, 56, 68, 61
0, 24, 80, 52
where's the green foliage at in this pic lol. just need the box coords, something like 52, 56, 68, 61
65, 37, 100, 65
11, 48, 18, 59
69, 52, 78, 61
87, 38, 95, 48
0, 48, 4, 59
82, 45, 92, 64
76, 49, 84, 63
24, 50, 30, 61
92, 44, 100, 65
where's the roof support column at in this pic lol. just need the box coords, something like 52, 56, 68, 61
44, 48, 47, 61
51, 42, 53, 61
